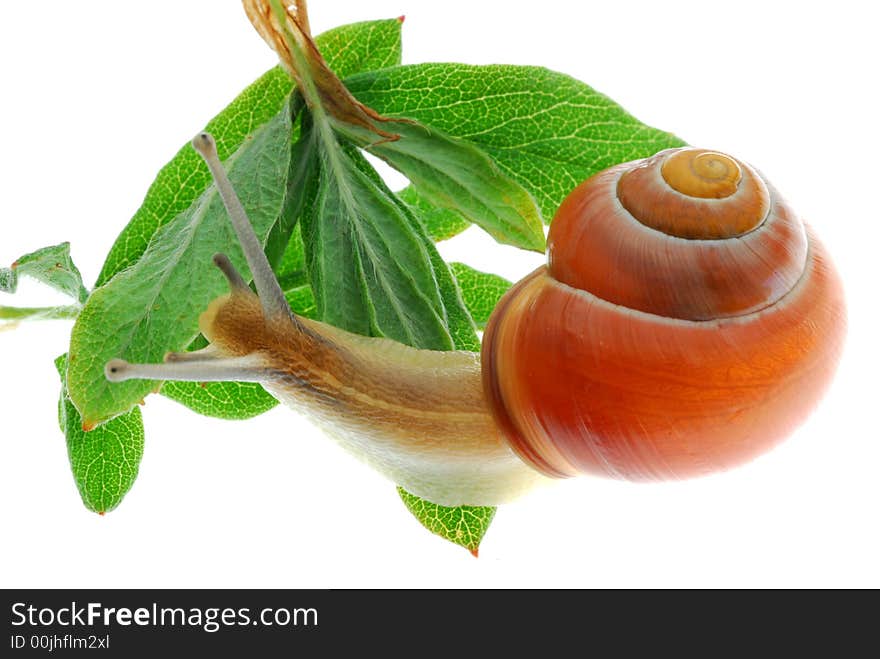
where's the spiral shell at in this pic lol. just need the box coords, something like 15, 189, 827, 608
482, 147, 845, 480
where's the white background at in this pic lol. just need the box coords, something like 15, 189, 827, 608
1, 1, 877, 588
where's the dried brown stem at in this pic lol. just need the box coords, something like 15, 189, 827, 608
241, 0, 398, 141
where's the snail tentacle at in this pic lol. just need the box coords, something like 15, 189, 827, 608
104, 351, 270, 384
192, 132, 292, 322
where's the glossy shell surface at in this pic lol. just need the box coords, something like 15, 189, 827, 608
482, 148, 846, 480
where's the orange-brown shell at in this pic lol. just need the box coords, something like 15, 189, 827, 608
482, 147, 846, 480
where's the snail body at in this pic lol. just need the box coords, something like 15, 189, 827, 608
106, 138, 846, 507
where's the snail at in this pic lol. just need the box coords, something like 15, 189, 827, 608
106, 136, 846, 507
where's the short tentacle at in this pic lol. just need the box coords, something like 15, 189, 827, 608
212, 253, 250, 293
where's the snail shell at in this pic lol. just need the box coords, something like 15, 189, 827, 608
482, 147, 846, 480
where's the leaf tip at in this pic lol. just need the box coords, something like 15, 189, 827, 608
97, 511, 106, 517
527, 232, 548, 254
397, 15, 406, 23
470, 547, 480, 559
81, 419, 98, 433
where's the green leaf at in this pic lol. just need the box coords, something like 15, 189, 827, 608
398, 186, 470, 242
160, 381, 278, 421
3, 243, 88, 303
276, 227, 308, 291
338, 119, 545, 252
346, 63, 686, 222
56, 355, 144, 514
0, 268, 16, 293
345, 137, 480, 352
398, 487, 496, 556
426, 249, 480, 353
95, 18, 404, 287
0, 305, 80, 322
315, 17, 404, 79
68, 104, 293, 427
301, 121, 454, 349
449, 263, 513, 330
269, 118, 321, 281
284, 283, 319, 320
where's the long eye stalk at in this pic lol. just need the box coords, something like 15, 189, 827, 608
105, 351, 268, 384
191, 132, 292, 321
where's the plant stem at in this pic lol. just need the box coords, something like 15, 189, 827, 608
0, 305, 80, 322
267, 0, 326, 112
